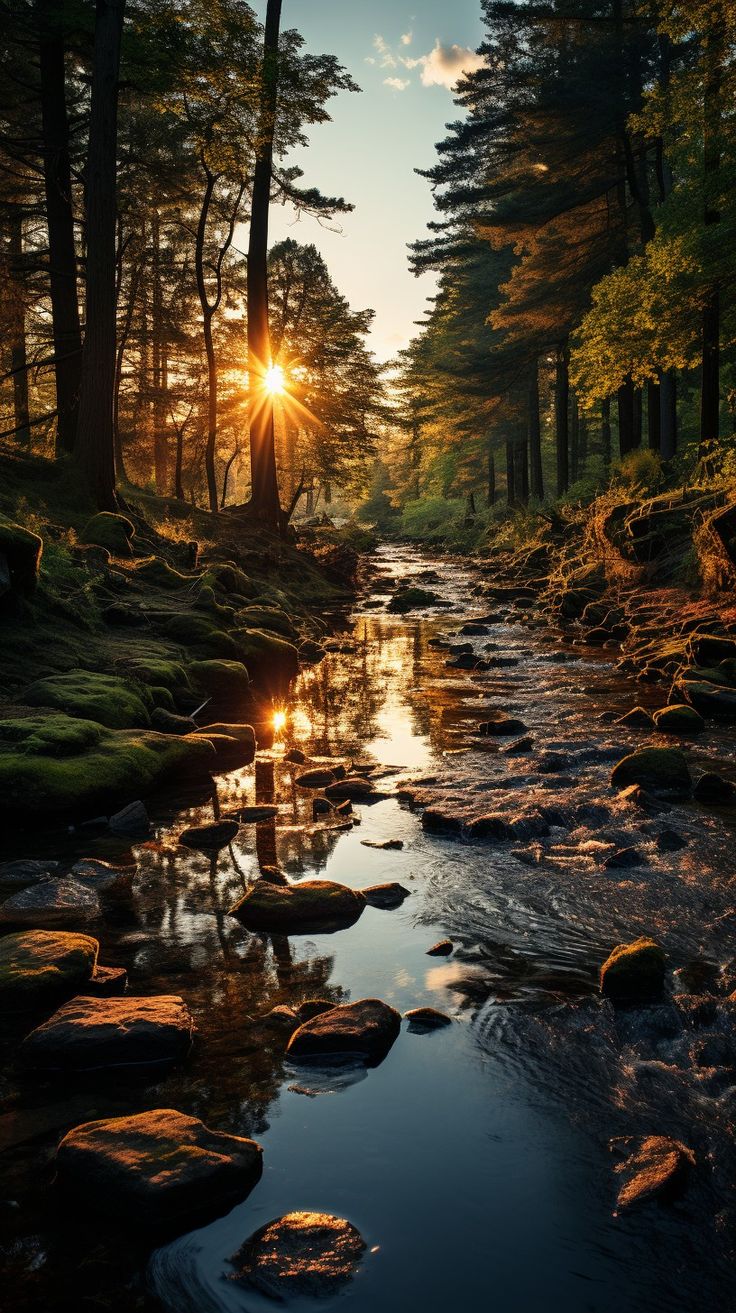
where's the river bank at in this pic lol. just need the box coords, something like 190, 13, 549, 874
2, 542, 736, 1312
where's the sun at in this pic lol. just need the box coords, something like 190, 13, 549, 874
272, 709, 287, 734
264, 363, 285, 396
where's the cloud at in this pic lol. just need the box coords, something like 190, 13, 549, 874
384, 76, 410, 91
373, 34, 397, 68
403, 40, 485, 89
400, 30, 413, 46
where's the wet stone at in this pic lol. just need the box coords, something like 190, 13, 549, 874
21, 994, 194, 1070
603, 846, 649, 870
693, 773, 736, 805
287, 998, 401, 1065
611, 748, 692, 798
231, 805, 279, 822
325, 776, 377, 802
230, 879, 366, 933
108, 800, 151, 839
405, 1007, 452, 1031
361, 838, 404, 850
600, 938, 666, 1002
614, 1135, 695, 1210
71, 859, 136, 893
615, 707, 654, 729
296, 768, 337, 788
427, 939, 454, 956
57, 1109, 263, 1232
478, 714, 527, 737
0, 879, 100, 928
81, 964, 128, 997
230, 1212, 366, 1300
361, 882, 411, 908
179, 819, 240, 850
0, 859, 60, 890
656, 829, 688, 853
0, 930, 98, 1010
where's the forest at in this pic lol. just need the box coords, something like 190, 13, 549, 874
2, 3, 736, 1313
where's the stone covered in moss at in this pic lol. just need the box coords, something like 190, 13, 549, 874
234, 628, 299, 689
56, 1109, 263, 1230
611, 747, 691, 797
80, 512, 135, 557
24, 671, 152, 729
678, 678, 736, 719
0, 929, 98, 1010
0, 512, 43, 597
163, 612, 240, 658
0, 714, 215, 818
653, 704, 704, 733
231, 1212, 366, 1300
230, 879, 365, 933
600, 937, 666, 1000
205, 562, 256, 598
128, 658, 190, 690
237, 605, 297, 639
387, 587, 438, 613
188, 659, 250, 711
131, 557, 198, 590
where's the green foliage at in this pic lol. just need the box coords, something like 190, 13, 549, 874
23, 672, 153, 729
612, 450, 664, 494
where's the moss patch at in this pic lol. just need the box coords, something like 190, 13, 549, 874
653, 704, 704, 733
234, 628, 299, 688
188, 659, 250, 706
80, 512, 135, 556
24, 672, 152, 729
0, 714, 215, 818
163, 613, 240, 658
600, 938, 666, 1000
0, 930, 99, 1010
611, 747, 692, 796
0, 512, 43, 596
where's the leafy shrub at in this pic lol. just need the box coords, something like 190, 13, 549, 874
612, 449, 664, 493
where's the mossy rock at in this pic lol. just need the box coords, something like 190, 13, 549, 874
187, 731, 255, 769
0, 929, 99, 1011
230, 879, 366, 933
611, 747, 692, 797
188, 660, 250, 710
205, 563, 256, 598
387, 587, 438, 614
237, 605, 298, 639
691, 635, 736, 666
653, 704, 704, 734
600, 938, 666, 1001
80, 512, 135, 557
234, 628, 299, 690
717, 658, 736, 685
0, 512, 43, 598
131, 558, 199, 590
127, 658, 190, 690
24, 672, 152, 729
0, 714, 216, 818
678, 678, 736, 720
162, 613, 240, 658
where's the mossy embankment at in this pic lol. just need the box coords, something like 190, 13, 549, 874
0, 452, 361, 826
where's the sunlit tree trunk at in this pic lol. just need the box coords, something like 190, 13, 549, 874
505, 438, 515, 506
570, 397, 579, 484
74, 0, 126, 511
601, 397, 611, 470
247, 0, 283, 528
38, 0, 83, 456
647, 376, 661, 452
700, 8, 724, 455
660, 370, 677, 460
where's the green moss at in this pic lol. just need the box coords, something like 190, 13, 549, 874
600, 938, 666, 1000
653, 704, 704, 733
205, 562, 256, 598
188, 659, 250, 705
234, 628, 299, 687
237, 605, 297, 638
0, 715, 215, 818
0, 512, 43, 596
611, 747, 692, 796
23, 671, 152, 729
163, 613, 240, 658
80, 512, 135, 556
0, 930, 99, 1009
127, 658, 190, 690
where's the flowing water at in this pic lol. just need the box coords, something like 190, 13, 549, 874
3, 545, 736, 1312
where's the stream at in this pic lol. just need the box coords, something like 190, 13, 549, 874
3, 544, 736, 1312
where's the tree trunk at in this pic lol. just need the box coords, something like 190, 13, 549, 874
247, 0, 283, 527
505, 437, 516, 506
578, 409, 588, 473
37, 0, 83, 455
570, 397, 579, 484
515, 425, 529, 504
151, 209, 168, 491
74, 0, 126, 510
174, 423, 185, 500
647, 375, 661, 452
9, 209, 31, 446
601, 397, 611, 469
528, 360, 543, 500
633, 387, 642, 449
700, 10, 724, 455
487, 445, 496, 507
555, 344, 569, 496
617, 378, 635, 457
660, 369, 677, 460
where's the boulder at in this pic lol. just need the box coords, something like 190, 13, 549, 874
404, 1007, 452, 1031
0, 859, 60, 890
603, 847, 648, 870
230, 879, 365, 933
459, 622, 489, 635
615, 707, 654, 729
24, 672, 151, 729
234, 628, 300, 691
652, 704, 704, 733
296, 768, 337, 788
231, 805, 279, 823
0, 512, 43, 598
79, 512, 135, 556
179, 819, 240, 850
600, 938, 666, 1001
679, 679, 736, 719
361, 883, 411, 908
22, 994, 193, 1070
188, 659, 250, 710
109, 800, 151, 839
82, 964, 128, 997
693, 772, 736, 804
615, 1135, 695, 1210
70, 859, 136, 894
611, 747, 691, 798
0, 930, 98, 1010
0, 878, 100, 928
287, 998, 401, 1064
324, 776, 376, 801
57, 1109, 262, 1231
656, 829, 687, 853
387, 587, 438, 613
231, 1212, 365, 1300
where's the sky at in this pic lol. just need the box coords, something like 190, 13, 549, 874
251, 1, 484, 361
